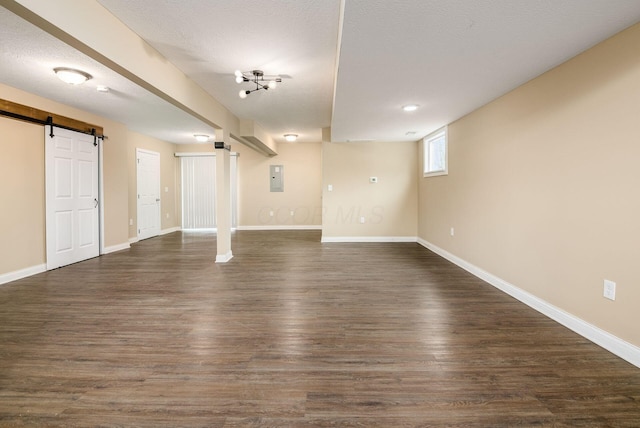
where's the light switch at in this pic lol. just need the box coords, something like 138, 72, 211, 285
328, 184, 333, 191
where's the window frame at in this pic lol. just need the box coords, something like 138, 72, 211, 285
422, 126, 448, 177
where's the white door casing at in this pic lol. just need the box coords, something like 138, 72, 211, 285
136, 148, 161, 240
45, 127, 99, 270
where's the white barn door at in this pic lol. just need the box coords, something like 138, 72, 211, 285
45, 127, 99, 270
136, 149, 161, 240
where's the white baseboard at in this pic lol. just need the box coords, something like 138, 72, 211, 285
129, 227, 180, 245
102, 242, 130, 254
417, 237, 640, 368
0, 264, 46, 286
215, 251, 233, 263
237, 225, 322, 231
321, 236, 417, 243
161, 226, 181, 235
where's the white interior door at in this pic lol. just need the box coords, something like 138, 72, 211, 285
137, 148, 161, 240
45, 127, 99, 270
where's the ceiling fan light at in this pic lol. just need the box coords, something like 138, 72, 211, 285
54, 67, 92, 85
284, 134, 298, 142
194, 134, 209, 142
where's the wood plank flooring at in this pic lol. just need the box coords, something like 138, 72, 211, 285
1, 230, 639, 427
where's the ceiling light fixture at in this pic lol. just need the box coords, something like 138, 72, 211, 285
96, 85, 109, 93
194, 134, 209, 143
284, 134, 298, 142
54, 67, 92, 85
402, 104, 419, 112
235, 69, 282, 98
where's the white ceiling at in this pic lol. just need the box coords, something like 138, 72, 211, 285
2, 1, 640, 147
0, 6, 216, 144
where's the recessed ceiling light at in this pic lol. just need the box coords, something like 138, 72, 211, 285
402, 104, 419, 112
284, 134, 298, 142
194, 134, 209, 142
54, 67, 92, 85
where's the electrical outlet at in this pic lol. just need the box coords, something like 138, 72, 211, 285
450, 227, 455, 236
129, 218, 133, 226
603, 280, 616, 301
269, 211, 274, 217
359, 216, 365, 224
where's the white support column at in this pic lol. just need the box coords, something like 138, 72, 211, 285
214, 138, 233, 263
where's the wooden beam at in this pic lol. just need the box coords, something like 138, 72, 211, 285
0, 98, 104, 137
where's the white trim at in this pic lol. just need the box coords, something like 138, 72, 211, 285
129, 228, 179, 244
423, 126, 448, 177
237, 225, 322, 231
99, 139, 105, 255
103, 242, 130, 254
417, 237, 640, 368
161, 226, 181, 235
215, 251, 233, 263
0, 264, 46, 286
321, 236, 417, 243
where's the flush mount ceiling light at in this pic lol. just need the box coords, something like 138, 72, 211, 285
235, 69, 282, 98
284, 134, 298, 142
54, 67, 92, 85
402, 104, 419, 112
194, 134, 210, 142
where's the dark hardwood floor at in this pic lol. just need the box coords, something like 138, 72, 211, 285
0, 230, 638, 427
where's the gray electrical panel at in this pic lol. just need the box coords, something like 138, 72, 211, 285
270, 165, 284, 192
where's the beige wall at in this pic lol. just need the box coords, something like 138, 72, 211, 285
0, 84, 129, 278
233, 141, 323, 227
174, 142, 322, 228
418, 24, 640, 346
127, 133, 180, 239
0, 117, 46, 273
323, 140, 418, 238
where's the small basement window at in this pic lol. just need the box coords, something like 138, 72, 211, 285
423, 127, 447, 177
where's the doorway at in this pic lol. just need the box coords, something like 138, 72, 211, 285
180, 153, 238, 230
45, 127, 100, 269
136, 148, 161, 240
